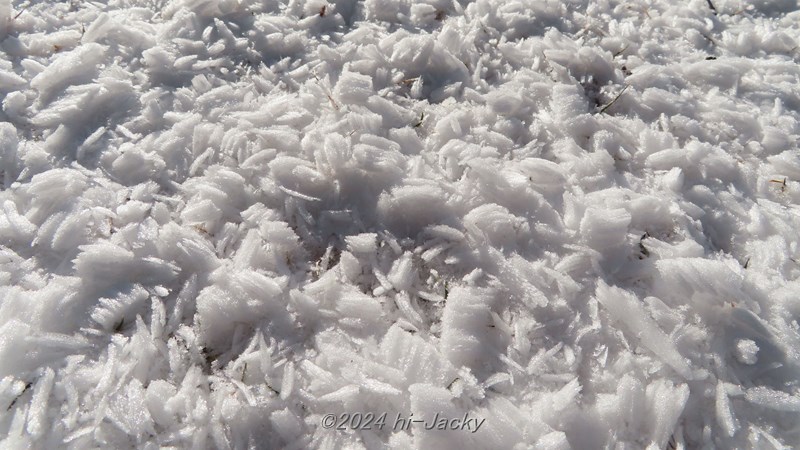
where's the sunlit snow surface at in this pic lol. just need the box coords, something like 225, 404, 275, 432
1, 0, 800, 448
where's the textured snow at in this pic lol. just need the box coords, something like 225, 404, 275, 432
1, 0, 800, 448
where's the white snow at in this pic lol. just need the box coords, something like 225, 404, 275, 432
0, 0, 799, 448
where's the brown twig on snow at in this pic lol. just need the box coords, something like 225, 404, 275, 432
705, 0, 718, 15
769, 178, 788, 192
311, 71, 340, 110
598, 85, 630, 114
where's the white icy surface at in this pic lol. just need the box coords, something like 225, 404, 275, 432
1, 0, 800, 448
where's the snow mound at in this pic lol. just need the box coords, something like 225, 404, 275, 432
1, 0, 799, 448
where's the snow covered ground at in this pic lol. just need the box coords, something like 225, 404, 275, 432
1, 0, 800, 448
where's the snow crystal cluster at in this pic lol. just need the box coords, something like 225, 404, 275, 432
1, 0, 799, 448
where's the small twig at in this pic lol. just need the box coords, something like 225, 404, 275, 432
325, 93, 339, 110
311, 71, 339, 110
613, 44, 629, 58
446, 377, 460, 390
598, 85, 630, 114
668, 433, 677, 450
7, 382, 32, 411
638, 232, 650, 259
478, 20, 489, 34
13, 8, 27, 20
706, 0, 718, 15
413, 112, 424, 128
769, 178, 788, 192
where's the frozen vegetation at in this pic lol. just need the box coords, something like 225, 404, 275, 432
1, 0, 800, 448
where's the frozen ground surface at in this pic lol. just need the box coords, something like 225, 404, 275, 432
1, 0, 800, 448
